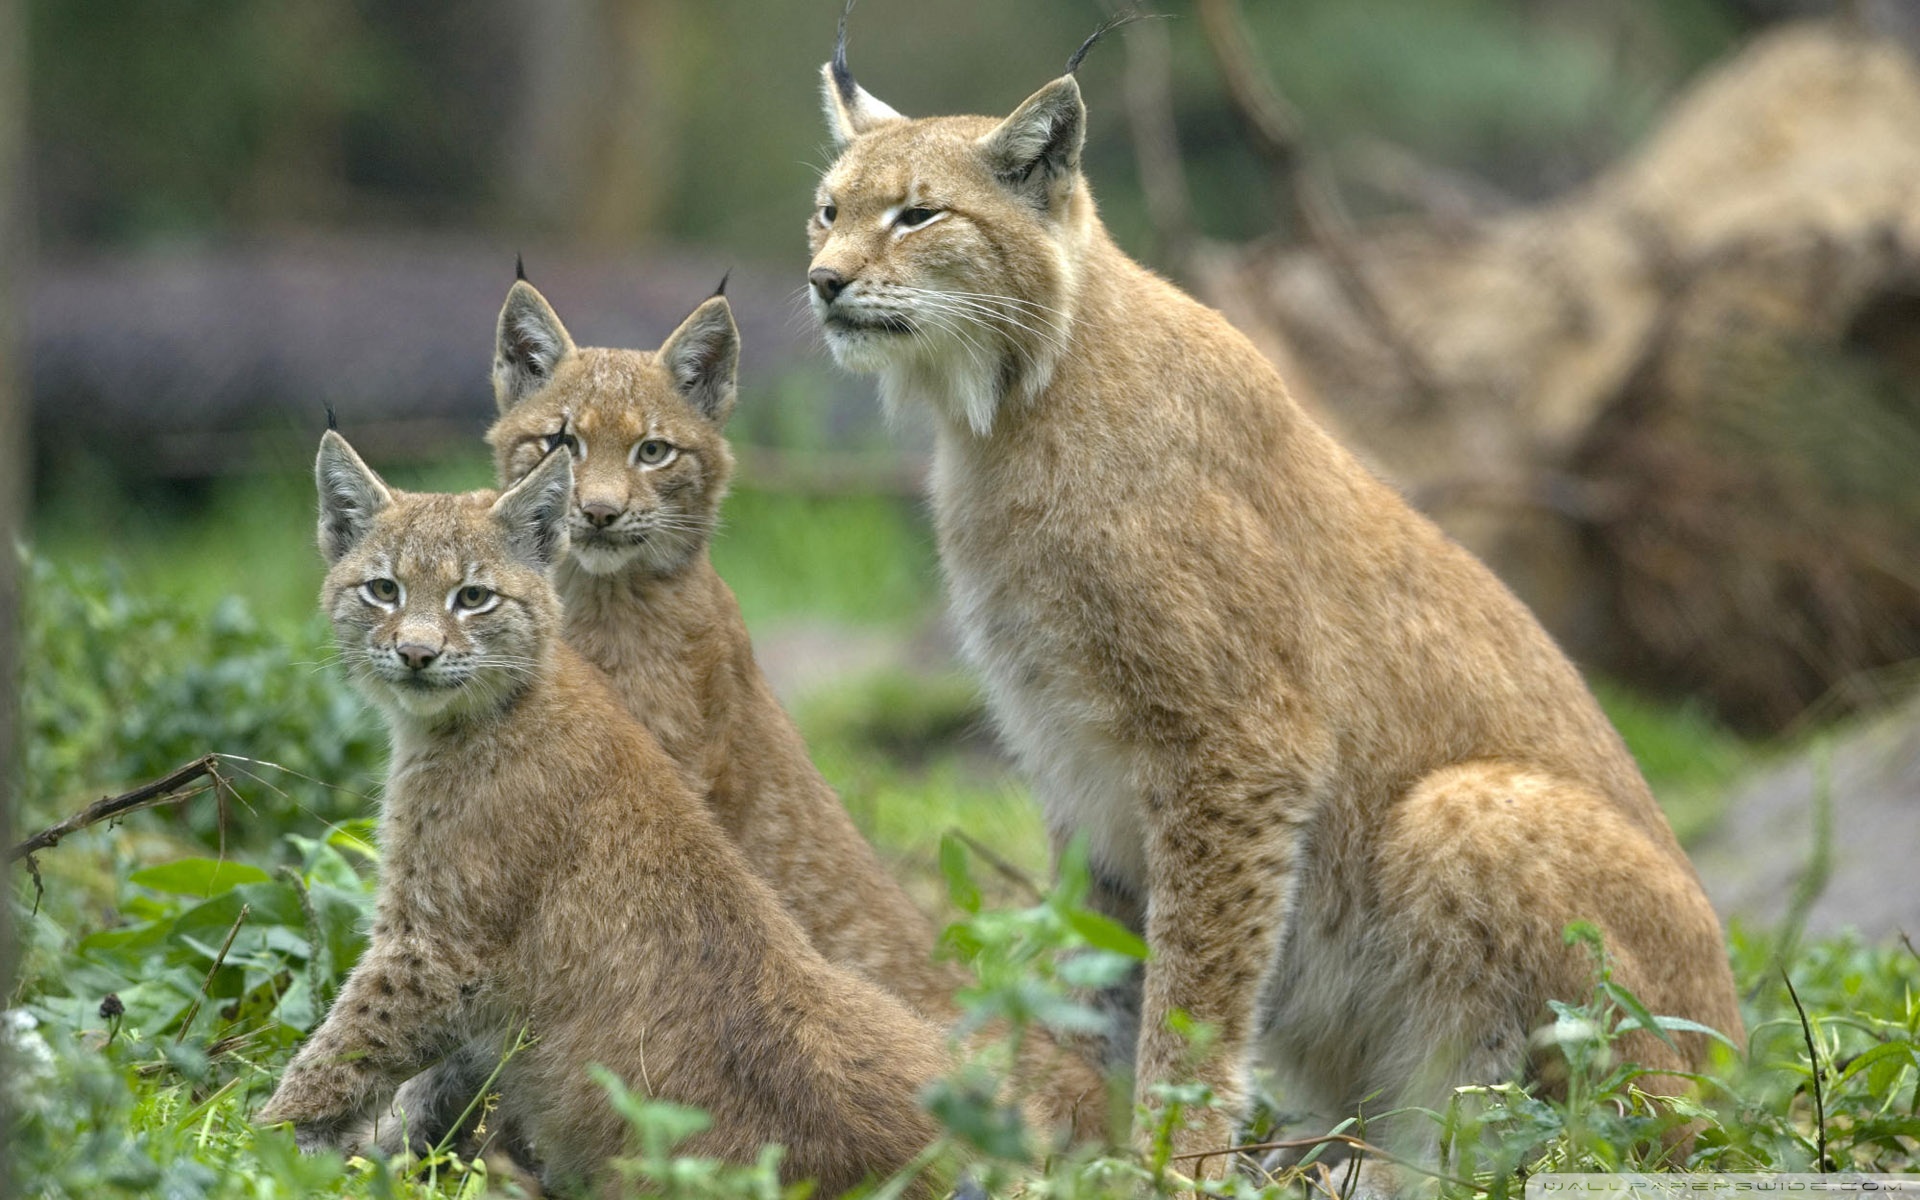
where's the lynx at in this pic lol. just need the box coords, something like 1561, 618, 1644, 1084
256, 432, 948, 1195
805, 27, 1744, 1180
478, 276, 1107, 1139
482, 278, 961, 1015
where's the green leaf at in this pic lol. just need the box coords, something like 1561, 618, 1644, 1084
1602, 980, 1678, 1053
939, 834, 982, 915
1065, 909, 1149, 960
1836, 1039, 1920, 1087
127, 857, 270, 897
1057, 949, 1136, 990
325, 823, 379, 865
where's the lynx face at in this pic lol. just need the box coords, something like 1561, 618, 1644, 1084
807, 62, 1090, 432
316, 431, 572, 724
485, 282, 737, 578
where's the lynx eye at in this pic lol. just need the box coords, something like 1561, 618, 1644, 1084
819, 203, 837, 228
896, 207, 940, 229
452, 584, 497, 613
633, 439, 675, 467
543, 431, 582, 459
363, 578, 400, 605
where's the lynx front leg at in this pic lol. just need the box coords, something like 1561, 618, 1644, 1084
257, 935, 485, 1152
1135, 784, 1311, 1180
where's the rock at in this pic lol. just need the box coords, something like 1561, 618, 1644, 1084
1691, 697, 1920, 939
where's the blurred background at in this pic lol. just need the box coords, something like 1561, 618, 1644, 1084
7, 0, 1920, 941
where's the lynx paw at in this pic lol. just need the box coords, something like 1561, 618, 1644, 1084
255, 1105, 362, 1156
255, 1075, 369, 1155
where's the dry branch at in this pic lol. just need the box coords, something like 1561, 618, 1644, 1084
1171, 1130, 1483, 1192
1194, 0, 1444, 409
1197, 23, 1920, 730
9, 754, 230, 863
1104, 2, 1197, 264
944, 827, 1044, 904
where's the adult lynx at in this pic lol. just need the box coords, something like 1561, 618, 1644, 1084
256, 433, 947, 1195
805, 30, 1742, 1177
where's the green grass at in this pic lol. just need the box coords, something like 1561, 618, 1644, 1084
1592, 678, 1758, 843
709, 486, 937, 630
797, 670, 1049, 916
31, 449, 939, 639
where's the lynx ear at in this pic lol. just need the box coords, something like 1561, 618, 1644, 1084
493, 279, 576, 413
490, 446, 574, 571
658, 292, 739, 425
979, 76, 1086, 212
316, 430, 394, 564
820, 11, 903, 147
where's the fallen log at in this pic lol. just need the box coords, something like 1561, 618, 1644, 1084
1198, 21, 1920, 731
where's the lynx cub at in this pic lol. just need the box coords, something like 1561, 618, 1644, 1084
482, 279, 961, 1015
256, 432, 947, 1194
806, 31, 1744, 1176
481, 278, 1106, 1137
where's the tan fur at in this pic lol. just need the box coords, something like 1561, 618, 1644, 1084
807, 61, 1745, 1177
483, 286, 960, 1006
480, 283, 1109, 1142
256, 433, 947, 1196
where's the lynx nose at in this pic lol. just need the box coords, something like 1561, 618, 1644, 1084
395, 642, 439, 671
581, 501, 621, 528
809, 267, 847, 303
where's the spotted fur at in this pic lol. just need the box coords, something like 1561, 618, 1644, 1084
808, 53, 1745, 1186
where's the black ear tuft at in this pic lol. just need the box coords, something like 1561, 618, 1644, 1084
325, 401, 338, 432
1066, 10, 1145, 76
832, 0, 859, 105
515, 252, 528, 283
714, 269, 731, 298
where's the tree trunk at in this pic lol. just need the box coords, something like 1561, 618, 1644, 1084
1, 0, 28, 1189
503, 0, 682, 243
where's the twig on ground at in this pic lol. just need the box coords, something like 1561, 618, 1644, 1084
12, 755, 232, 915
944, 827, 1045, 904
1193, 0, 1445, 411
1173, 1130, 1485, 1192
177, 903, 250, 1044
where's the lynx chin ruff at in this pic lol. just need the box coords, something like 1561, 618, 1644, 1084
256, 433, 948, 1195
806, 35, 1743, 1179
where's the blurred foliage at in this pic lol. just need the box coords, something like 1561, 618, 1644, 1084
28, 1, 515, 242
31, 447, 940, 637
20, 554, 384, 848
27, 0, 1751, 261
